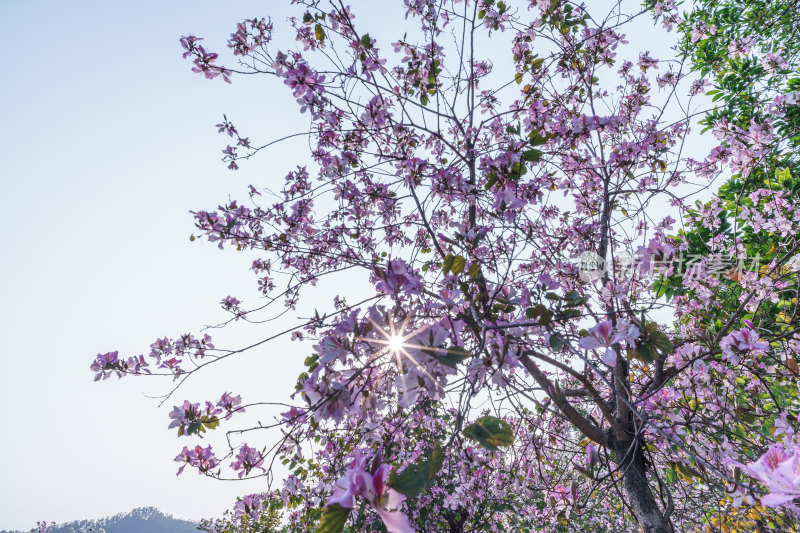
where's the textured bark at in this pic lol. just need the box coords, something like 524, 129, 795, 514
519, 354, 608, 446
446, 511, 466, 533
613, 433, 671, 533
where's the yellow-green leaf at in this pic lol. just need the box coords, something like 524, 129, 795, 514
318, 504, 349, 533
451, 255, 466, 275
462, 415, 514, 451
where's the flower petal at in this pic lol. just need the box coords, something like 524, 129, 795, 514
761, 492, 798, 507
376, 508, 416, 533
602, 348, 617, 367
579, 337, 604, 350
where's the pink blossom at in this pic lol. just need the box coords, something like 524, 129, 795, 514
720, 328, 769, 364
89, 351, 121, 380
327, 453, 414, 533
314, 335, 349, 364
90, 351, 150, 381
579, 321, 638, 367
740, 445, 800, 507
174, 444, 219, 475
585, 443, 599, 469
234, 494, 264, 520
280, 406, 307, 425
216, 392, 243, 419
375, 259, 422, 297
230, 444, 265, 478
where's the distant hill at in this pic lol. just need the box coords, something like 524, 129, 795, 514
2, 507, 199, 533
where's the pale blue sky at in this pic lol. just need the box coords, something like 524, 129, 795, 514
0, 1, 706, 530
0, 1, 311, 529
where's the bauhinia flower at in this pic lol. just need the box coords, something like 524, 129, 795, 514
234, 494, 264, 520
326, 453, 414, 533
738, 445, 800, 507
720, 328, 769, 364
174, 444, 219, 475
579, 321, 639, 367
230, 444, 265, 478
375, 259, 422, 297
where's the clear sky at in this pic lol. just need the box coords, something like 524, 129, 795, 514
0, 1, 313, 529
0, 1, 707, 530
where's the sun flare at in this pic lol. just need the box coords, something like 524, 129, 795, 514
387, 335, 405, 352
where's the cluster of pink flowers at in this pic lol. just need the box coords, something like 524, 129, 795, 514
230, 444, 265, 478
175, 444, 219, 475
168, 392, 243, 436
326, 453, 414, 533
374, 259, 422, 297
227, 18, 272, 56
180, 35, 232, 83
91, 334, 216, 381
719, 329, 769, 365
90, 351, 147, 381
233, 494, 264, 520
220, 296, 245, 319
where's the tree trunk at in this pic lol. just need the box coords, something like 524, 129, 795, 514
445, 509, 466, 533
613, 434, 671, 533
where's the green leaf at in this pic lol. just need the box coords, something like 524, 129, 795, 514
484, 171, 499, 189
442, 254, 455, 275
468, 263, 480, 278
462, 415, 514, 451
437, 345, 471, 368
429, 441, 444, 476
633, 344, 655, 364
650, 331, 673, 354
526, 304, 546, 319
528, 132, 548, 146
451, 255, 466, 275
522, 149, 543, 162
563, 290, 587, 307
319, 504, 349, 533
314, 24, 325, 41
508, 161, 527, 180
632, 323, 673, 363
360, 34, 371, 48
388, 442, 444, 498
549, 334, 563, 351
736, 407, 757, 424
539, 309, 554, 326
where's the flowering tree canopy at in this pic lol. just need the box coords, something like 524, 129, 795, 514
91, 1, 800, 531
